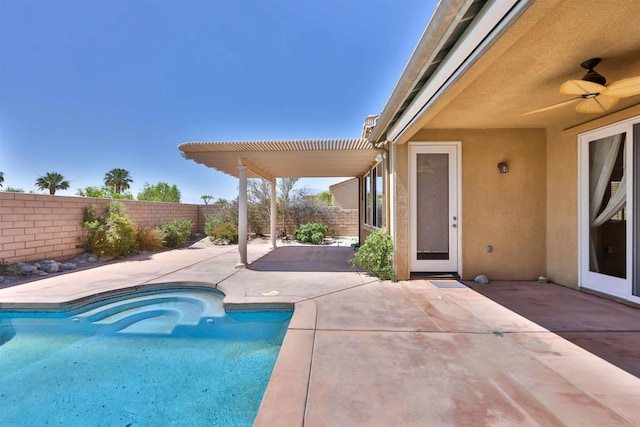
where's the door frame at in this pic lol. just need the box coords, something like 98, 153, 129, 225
408, 142, 462, 275
578, 116, 637, 303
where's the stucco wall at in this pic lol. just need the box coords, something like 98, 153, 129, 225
330, 178, 359, 209
400, 129, 547, 281
545, 125, 579, 287
394, 143, 410, 280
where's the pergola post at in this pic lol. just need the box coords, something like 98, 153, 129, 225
237, 165, 248, 268
270, 179, 277, 249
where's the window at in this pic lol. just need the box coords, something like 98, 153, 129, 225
363, 159, 385, 228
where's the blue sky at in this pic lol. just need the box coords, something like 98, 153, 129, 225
0, 0, 436, 203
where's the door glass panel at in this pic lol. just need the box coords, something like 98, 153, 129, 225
416, 153, 449, 260
588, 132, 626, 278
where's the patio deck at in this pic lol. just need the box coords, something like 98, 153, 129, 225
0, 242, 639, 426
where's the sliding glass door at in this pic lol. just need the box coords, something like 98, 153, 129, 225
580, 118, 638, 302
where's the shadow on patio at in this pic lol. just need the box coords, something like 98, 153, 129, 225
466, 281, 640, 378
250, 246, 364, 273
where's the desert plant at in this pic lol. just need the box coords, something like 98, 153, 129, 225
104, 168, 133, 194
137, 182, 181, 202
350, 228, 396, 281
293, 223, 328, 244
103, 201, 138, 257
162, 218, 192, 247
211, 222, 238, 244
204, 199, 238, 236
137, 227, 165, 251
79, 201, 137, 257
35, 172, 70, 195
201, 195, 214, 205
288, 194, 332, 231
4, 187, 24, 193
79, 204, 104, 254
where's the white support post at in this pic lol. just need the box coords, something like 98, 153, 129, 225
270, 179, 277, 249
237, 165, 248, 268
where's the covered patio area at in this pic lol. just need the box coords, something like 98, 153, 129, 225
179, 138, 382, 267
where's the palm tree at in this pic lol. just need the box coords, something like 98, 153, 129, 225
35, 172, 70, 195
104, 168, 133, 194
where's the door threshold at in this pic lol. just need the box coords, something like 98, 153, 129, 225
410, 272, 460, 280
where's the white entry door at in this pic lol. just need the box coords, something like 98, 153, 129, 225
409, 143, 460, 274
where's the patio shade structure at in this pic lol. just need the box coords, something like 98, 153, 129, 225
179, 138, 382, 266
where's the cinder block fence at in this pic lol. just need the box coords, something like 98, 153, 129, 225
0, 192, 358, 264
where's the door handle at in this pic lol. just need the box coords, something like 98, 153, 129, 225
451, 224, 457, 228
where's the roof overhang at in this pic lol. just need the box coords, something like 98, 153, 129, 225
179, 138, 382, 181
370, 0, 640, 143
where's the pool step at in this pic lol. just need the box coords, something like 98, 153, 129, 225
75, 291, 226, 335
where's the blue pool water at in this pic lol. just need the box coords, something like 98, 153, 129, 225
0, 287, 292, 426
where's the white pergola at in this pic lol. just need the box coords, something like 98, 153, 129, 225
179, 138, 382, 267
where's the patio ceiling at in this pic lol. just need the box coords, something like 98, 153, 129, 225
179, 138, 382, 181
406, 0, 640, 134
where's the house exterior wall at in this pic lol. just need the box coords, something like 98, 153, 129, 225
393, 143, 410, 280
394, 129, 547, 281
330, 178, 359, 209
545, 125, 579, 288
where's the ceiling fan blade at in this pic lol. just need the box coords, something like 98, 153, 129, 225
575, 95, 619, 114
560, 79, 606, 96
524, 98, 580, 115
604, 76, 640, 98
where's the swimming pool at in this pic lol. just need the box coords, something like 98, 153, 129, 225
0, 287, 292, 426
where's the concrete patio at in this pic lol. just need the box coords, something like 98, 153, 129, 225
0, 242, 639, 426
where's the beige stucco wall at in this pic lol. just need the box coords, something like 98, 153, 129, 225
393, 143, 410, 280
545, 125, 579, 287
394, 129, 547, 281
330, 178, 359, 209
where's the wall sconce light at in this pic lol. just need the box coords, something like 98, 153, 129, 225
497, 162, 509, 174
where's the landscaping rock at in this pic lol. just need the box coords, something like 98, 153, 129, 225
19, 265, 38, 274
38, 260, 59, 273
60, 262, 77, 271
474, 274, 489, 284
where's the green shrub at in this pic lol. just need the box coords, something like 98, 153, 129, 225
162, 218, 192, 247
80, 204, 103, 254
137, 227, 164, 251
211, 222, 238, 244
103, 201, 138, 257
293, 223, 328, 244
80, 202, 138, 258
350, 229, 396, 281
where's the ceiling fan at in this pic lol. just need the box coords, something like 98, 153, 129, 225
526, 58, 640, 115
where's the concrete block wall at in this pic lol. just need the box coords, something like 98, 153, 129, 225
199, 205, 358, 237
327, 208, 359, 237
0, 193, 199, 264
0, 193, 358, 264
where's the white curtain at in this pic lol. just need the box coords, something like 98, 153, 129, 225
589, 133, 626, 271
